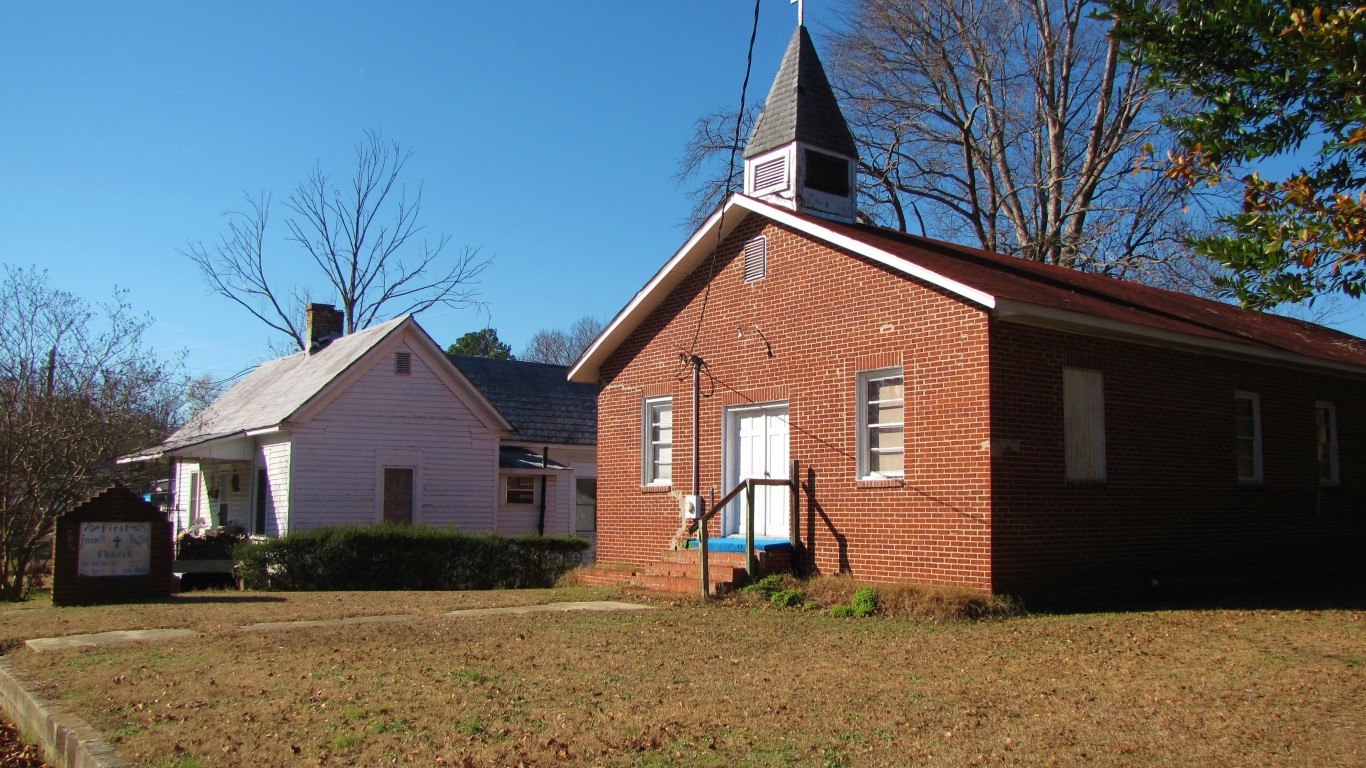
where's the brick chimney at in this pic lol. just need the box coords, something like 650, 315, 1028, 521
305, 304, 344, 354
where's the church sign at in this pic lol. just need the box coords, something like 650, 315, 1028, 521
77, 522, 153, 577
52, 484, 174, 606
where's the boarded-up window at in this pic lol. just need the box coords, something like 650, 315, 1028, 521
1064, 369, 1106, 481
858, 368, 904, 478
383, 468, 413, 524
575, 478, 597, 533
1235, 391, 1263, 483
1316, 401, 1339, 485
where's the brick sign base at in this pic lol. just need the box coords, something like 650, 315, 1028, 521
52, 484, 174, 606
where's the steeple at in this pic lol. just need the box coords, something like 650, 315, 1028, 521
743, 25, 858, 223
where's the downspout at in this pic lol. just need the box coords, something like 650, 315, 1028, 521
537, 447, 548, 535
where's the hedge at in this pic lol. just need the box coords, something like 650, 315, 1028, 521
232, 524, 590, 591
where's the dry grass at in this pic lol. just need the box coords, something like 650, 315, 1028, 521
786, 574, 1020, 620
1, 583, 1363, 767
0, 587, 613, 652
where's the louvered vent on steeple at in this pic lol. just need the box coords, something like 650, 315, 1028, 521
742, 25, 858, 223
752, 156, 788, 192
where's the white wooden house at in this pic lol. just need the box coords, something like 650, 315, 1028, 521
123, 305, 598, 545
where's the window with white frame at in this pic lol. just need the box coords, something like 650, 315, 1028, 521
643, 397, 673, 485
858, 368, 904, 478
1063, 368, 1106, 481
1316, 401, 1340, 485
1235, 391, 1263, 483
505, 475, 536, 505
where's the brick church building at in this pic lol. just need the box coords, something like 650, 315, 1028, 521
569, 25, 1366, 598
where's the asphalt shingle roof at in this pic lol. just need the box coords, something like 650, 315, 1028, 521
744, 26, 858, 160
448, 356, 598, 446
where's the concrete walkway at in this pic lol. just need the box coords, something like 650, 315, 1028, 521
24, 629, 199, 653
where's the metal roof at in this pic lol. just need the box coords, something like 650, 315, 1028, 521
150, 316, 410, 455
744, 26, 858, 160
570, 194, 1366, 383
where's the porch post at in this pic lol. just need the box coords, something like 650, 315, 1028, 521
745, 480, 757, 579
699, 512, 710, 598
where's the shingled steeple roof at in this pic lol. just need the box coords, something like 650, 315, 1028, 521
744, 26, 857, 161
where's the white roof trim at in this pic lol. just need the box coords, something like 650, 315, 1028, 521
570, 202, 743, 382
729, 196, 997, 309
995, 299, 1366, 377
569, 194, 996, 383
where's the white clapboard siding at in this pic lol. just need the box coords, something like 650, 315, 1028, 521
287, 338, 501, 532
496, 475, 554, 535
258, 436, 291, 536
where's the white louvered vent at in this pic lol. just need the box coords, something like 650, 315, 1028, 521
395, 351, 411, 375
753, 156, 787, 190
743, 236, 767, 283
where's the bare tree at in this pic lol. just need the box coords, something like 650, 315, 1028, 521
0, 266, 184, 600
679, 0, 1233, 293
521, 316, 605, 366
185, 130, 491, 350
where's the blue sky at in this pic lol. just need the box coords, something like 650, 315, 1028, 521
3, 0, 1362, 382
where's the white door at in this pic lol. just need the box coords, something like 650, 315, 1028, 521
724, 404, 790, 538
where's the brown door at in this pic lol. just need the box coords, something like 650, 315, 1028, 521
383, 468, 413, 524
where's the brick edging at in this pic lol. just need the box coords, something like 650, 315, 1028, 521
0, 659, 130, 768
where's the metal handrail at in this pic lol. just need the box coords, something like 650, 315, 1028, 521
695, 459, 800, 597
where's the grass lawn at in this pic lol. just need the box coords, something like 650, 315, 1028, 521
1, 584, 1363, 767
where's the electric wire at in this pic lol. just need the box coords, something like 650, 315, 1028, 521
685, 0, 763, 358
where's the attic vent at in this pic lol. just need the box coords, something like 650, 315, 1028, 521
395, 351, 411, 376
743, 236, 767, 283
753, 156, 787, 190
804, 149, 850, 196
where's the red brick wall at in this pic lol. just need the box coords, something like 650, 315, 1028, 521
595, 215, 995, 589
989, 321, 1366, 597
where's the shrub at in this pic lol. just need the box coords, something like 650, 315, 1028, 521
233, 524, 589, 591
769, 588, 806, 608
850, 587, 878, 617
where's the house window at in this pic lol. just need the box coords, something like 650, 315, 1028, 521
505, 476, 536, 505
1316, 401, 1339, 485
743, 236, 767, 282
858, 368, 904, 478
1063, 368, 1106, 481
1235, 391, 1263, 484
643, 397, 673, 485
575, 478, 597, 534
395, 351, 411, 375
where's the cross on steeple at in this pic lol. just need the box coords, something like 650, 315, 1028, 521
791, 0, 804, 27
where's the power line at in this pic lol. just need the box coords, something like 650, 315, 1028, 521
686, 0, 763, 357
